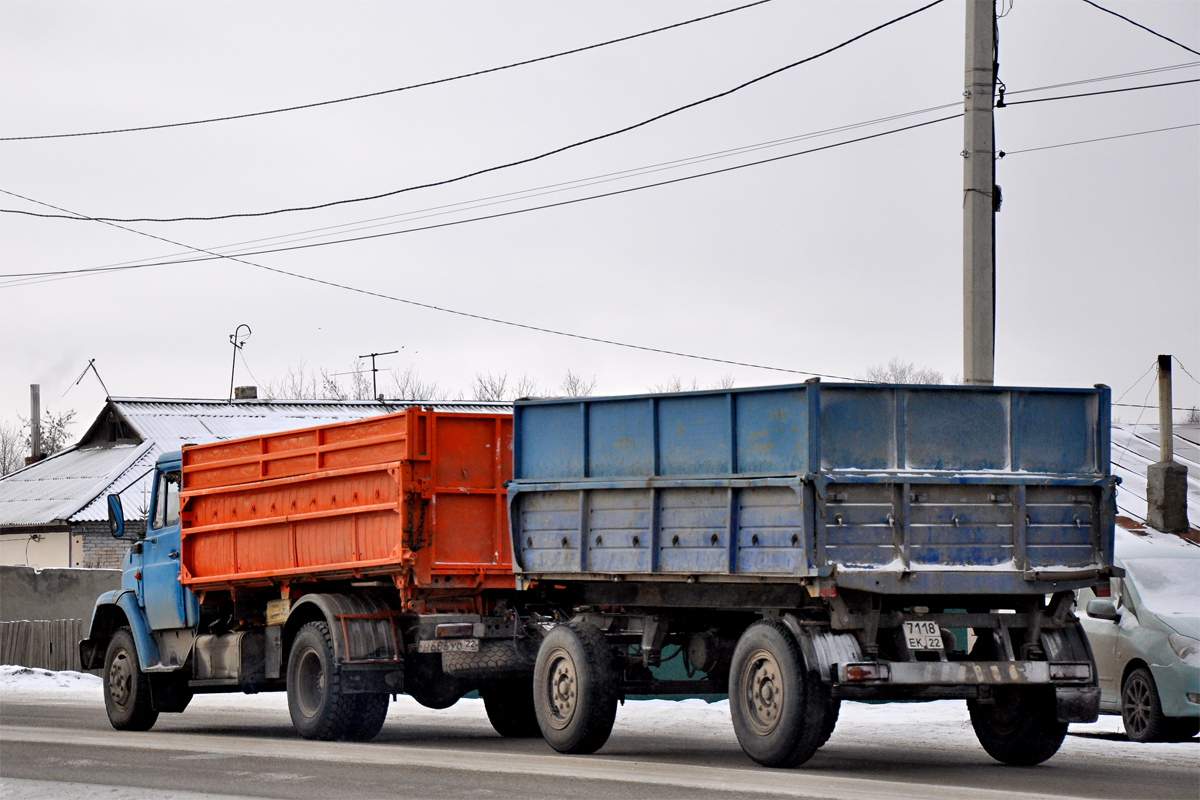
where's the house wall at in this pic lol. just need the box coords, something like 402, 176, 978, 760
0, 530, 71, 568
76, 520, 136, 569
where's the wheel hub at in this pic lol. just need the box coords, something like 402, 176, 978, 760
108, 649, 132, 709
296, 649, 326, 717
742, 649, 784, 736
546, 648, 577, 730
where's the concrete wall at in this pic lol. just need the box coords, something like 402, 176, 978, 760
0, 565, 121, 622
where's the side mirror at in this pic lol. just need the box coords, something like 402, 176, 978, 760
107, 494, 126, 539
1087, 599, 1120, 622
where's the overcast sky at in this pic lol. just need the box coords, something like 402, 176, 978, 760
1, 0, 1197, 441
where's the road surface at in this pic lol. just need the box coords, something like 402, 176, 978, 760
1, 680, 1196, 799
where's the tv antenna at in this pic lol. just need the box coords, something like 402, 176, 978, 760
228, 324, 251, 402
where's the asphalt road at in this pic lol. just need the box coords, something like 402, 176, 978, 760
1, 694, 1196, 800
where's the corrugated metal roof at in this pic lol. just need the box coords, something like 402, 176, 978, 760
0, 442, 151, 526
1111, 423, 1200, 529
2, 397, 511, 527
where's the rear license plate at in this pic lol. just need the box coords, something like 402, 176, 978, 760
904, 621, 944, 650
417, 638, 479, 653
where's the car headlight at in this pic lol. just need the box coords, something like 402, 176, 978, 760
1168, 634, 1200, 668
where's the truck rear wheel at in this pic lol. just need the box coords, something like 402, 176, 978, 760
287, 621, 355, 741
968, 686, 1066, 765
482, 678, 542, 738
103, 627, 158, 731
343, 694, 390, 741
729, 620, 829, 768
533, 621, 618, 754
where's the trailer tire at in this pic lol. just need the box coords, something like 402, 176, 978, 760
729, 620, 829, 768
533, 621, 618, 754
103, 627, 158, 731
817, 698, 841, 748
482, 678, 543, 738
344, 694, 390, 742
287, 621, 355, 741
968, 686, 1066, 765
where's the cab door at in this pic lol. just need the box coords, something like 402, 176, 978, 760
141, 467, 193, 630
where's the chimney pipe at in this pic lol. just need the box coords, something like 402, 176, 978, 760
1146, 354, 1189, 532
30, 384, 42, 461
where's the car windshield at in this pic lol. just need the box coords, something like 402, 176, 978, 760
1122, 557, 1200, 618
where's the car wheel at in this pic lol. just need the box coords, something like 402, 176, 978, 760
1123, 667, 1170, 743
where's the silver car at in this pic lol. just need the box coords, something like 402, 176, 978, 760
1078, 528, 1200, 742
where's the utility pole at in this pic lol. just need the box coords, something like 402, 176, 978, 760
963, 0, 996, 386
1147, 354, 1188, 532
359, 350, 399, 401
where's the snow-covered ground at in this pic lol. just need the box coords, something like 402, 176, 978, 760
2, 665, 1194, 767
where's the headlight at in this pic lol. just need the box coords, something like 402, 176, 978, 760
1168, 634, 1200, 668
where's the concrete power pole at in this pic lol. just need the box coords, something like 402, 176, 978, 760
29, 384, 42, 463
1147, 354, 1188, 532
963, 0, 996, 386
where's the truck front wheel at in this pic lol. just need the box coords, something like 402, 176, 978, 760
533, 621, 618, 754
287, 621, 355, 740
482, 678, 542, 738
103, 627, 158, 731
728, 620, 829, 768
968, 686, 1066, 765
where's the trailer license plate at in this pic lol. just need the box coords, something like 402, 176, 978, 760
904, 621, 944, 650
417, 639, 479, 654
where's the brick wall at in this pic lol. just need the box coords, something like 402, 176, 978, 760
74, 520, 138, 569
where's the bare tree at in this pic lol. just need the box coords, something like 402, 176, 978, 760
559, 370, 597, 397
651, 376, 699, 394
472, 372, 539, 401
261, 360, 320, 399
712, 373, 736, 390
1185, 407, 1200, 425
0, 420, 25, 475
18, 408, 78, 458
387, 366, 450, 401
860, 358, 944, 385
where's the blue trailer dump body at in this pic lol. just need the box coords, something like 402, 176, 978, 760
509, 381, 1116, 595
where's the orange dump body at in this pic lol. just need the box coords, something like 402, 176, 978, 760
179, 409, 514, 607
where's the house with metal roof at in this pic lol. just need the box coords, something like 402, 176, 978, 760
0, 396, 510, 568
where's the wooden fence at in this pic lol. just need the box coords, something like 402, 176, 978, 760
0, 619, 87, 673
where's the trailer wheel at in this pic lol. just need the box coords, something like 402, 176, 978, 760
287, 621, 355, 740
533, 621, 618, 754
482, 678, 543, 738
343, 694, 390, 742
817, 698, 841, 748
103, 627, 158, 731
729, 620, 829, 768
968, 686, 1066, 765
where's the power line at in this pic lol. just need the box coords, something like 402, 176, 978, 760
1000, 77, 1198, 107
0, 99, 966, 283
0, 113, 963, 283
0, 187, 863, 382
1005, 61, 1198, 97
0, 1, 775, 142
1080, 0, 1200, 57
998, 122, 1199, 155
0, 0, 947, 224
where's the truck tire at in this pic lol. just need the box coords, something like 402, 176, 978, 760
482, 678, 542, 738
728, 620, 829, 768
344, 694, 390, 742
1122, 667, 1170, 743
287, 621, 355, 741
103, 627, 158, 731
533, 620, 618, 754
968, 686, 1066, 765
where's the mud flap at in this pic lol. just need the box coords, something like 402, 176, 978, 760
1056, 685, 1100, 723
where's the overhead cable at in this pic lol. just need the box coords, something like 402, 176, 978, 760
1000, 77, 1198, 107
0, 113, 962, 282
999, 122, 1199, 155
1080, 0, 1200, 56
0, 0, 947, 224
0, 1, 775, 142
0, 191, 861, 382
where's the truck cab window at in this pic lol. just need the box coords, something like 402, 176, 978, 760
151, 471, 181, 530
